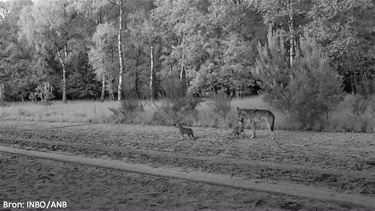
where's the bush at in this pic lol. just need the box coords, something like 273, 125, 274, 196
291, 62, 343, 129
152, 96, 204, 126
350, 94, 375, 132
108, 99, 145, 123
0, 101, 10, 107
208, 93, 232, 119
254, 31, 344, 130
159, 77, 186, 99
29, 82, 55, 105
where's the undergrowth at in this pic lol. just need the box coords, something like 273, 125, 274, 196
152, 96, 203, 126
0, 95, 373, 132
108, 99, 145, 123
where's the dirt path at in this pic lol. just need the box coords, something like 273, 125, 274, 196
1, 146, 374, 209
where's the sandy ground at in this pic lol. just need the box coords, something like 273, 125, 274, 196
0, 153, 371, 211
0, 120, 374, 210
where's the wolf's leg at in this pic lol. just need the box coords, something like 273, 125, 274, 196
190, 133, 195, 140
265, 120, 273, 140
270, 129, 275, 140
250, 121, 256, 139
270, 132, 275, 140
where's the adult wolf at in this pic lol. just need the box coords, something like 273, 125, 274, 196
236, 107, 275, 140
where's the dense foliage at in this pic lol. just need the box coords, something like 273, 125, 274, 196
0, 0, 374, 102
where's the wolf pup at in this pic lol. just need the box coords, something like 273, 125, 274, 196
228, 117, 245, 139
176, 122, 195, 140
237, 107, 275, 140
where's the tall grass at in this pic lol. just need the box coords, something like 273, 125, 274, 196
0, 95, 374, 132
0, 101, 117, 122
197, 96, 289, 129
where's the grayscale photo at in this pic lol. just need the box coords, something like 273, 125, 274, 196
0, 0, 374, 210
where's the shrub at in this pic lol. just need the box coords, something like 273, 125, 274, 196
350, 94, 375, 132
254, 31, 344, 129
30, 82, 55, 105
108, 98, 144, 123
208, 93, 232, 119
159, 77, 186, 99
152, 96, 204, 126
0, 101, 10, 107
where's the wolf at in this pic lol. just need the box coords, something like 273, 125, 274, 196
228, 117, 245, 139
176, 122, 195, 140
236, 107, 275, 140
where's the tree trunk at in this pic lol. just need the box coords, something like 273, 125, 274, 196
180, 67, 187, 97
288, 0, 294, 67
108, 78, 114, 100
100, 75, 105, 102
117, 0, 124, 101
0, 83, 4, 101
57, 46, 68, 104
149, 45, 154, 100
134, 48, 141, 98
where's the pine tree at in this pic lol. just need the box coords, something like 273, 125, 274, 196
254, 30, 344, 129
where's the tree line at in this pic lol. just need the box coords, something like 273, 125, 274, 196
0, 0, 374, 103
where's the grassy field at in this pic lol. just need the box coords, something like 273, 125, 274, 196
0, 95, 373, 132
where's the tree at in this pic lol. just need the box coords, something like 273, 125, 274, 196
254, 30, 343, 129
113, 1, 156, 100
116, 0, 125, 101
68, 51, 101, 100
153, 0, 266, 97
89, 22, 117, 101
152, 0, 208, 96
259, 0, 312, 67
0, 0, 37, 102
139, 18, 159, 100
18, 0, 87, 103
305, 0, 375, 94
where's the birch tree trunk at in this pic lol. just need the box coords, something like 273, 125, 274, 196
149, 45, 154, 100
117, 0, 124, 101
288, 0, 294, 67
180, 33, 187, 97
135, 48, 141, 98
180, 67, 187, 97
100, 75, 105, 102
57, 45, 68, 104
